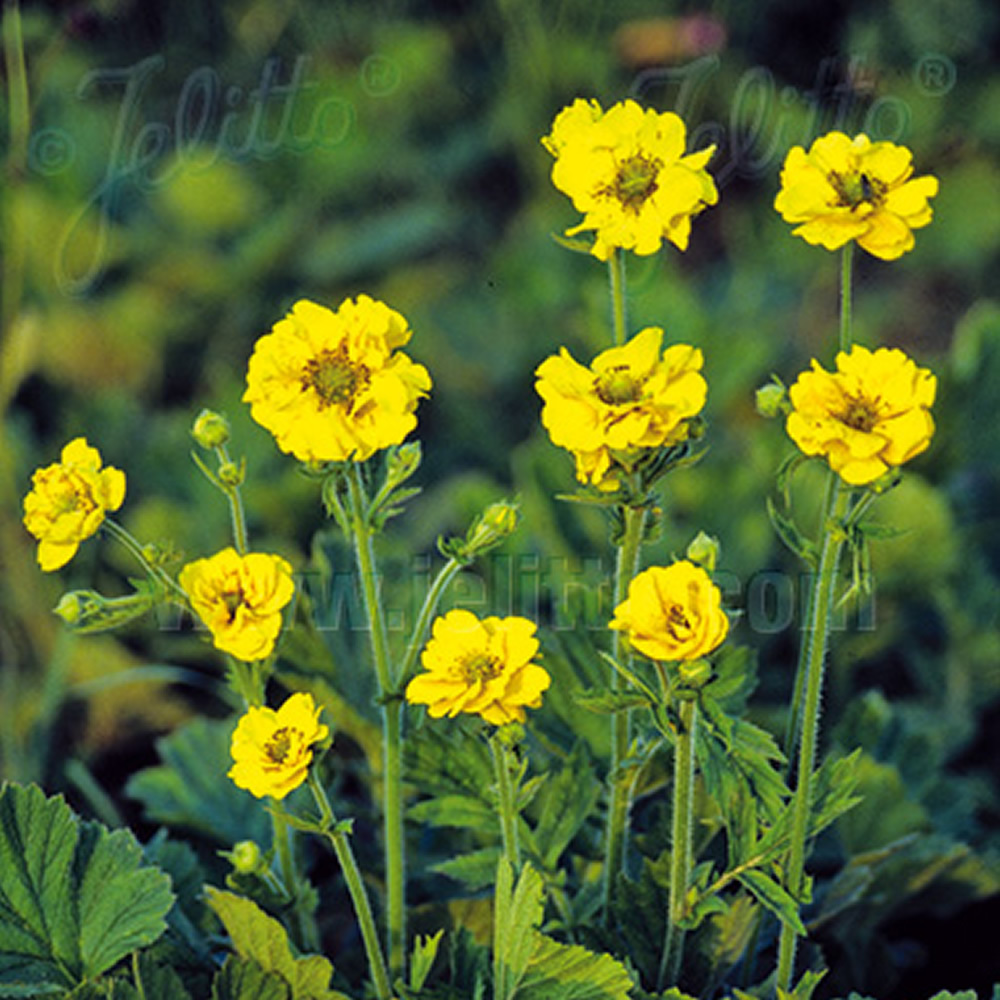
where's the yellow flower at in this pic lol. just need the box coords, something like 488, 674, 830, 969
228, 692, 329, 799
22, 437, 126, 571
243, 296, 431, 463
786, 345, 936, 486
774, 132, 939, 260
535, 327, 706, 490
542, 98, 718, 260
179, 548, 295, 661
405, 609, 550, 726
610, 561, 728, 663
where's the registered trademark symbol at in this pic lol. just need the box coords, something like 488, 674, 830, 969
914, 53, 956, 97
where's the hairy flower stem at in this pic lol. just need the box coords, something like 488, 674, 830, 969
840, 242, 855, 353
398, 555, 464, 684
658, 697, 698, 990
272, 809, 319, 952
607, 248, 628, 347
602, 502, 646, 919
346, 464, 406, 980
308, 773, 392, 1000
490, 730, 522, 872
215, 444, 249, 555
101, 519, 187, 603
775, 485, 850, 994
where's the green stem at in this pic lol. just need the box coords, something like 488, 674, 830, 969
346, 463, 405, 979
398, 555, 464, 685
102, 519, 187, 602
216, 445, 249, 555
271, 809, 319, 952
308, 773, 392, 1000
490, 730, 521, 872
2, 0, 29, 352
658, 697, 698, 990
601, 502, 646, 918
839, 242, 854, 353
607, 249, 628, 347
775, 486, 849, 994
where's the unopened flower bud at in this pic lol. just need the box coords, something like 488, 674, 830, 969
466, 499, 520, 556
192, 409, 231, 449
386, 442, 422, 486
756, 380, 789, 418
686, 531, 720, 572
218, 460, 245, 487
53, 592, 84, 625
229, 839, 266, 875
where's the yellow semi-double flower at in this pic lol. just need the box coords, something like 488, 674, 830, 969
23, 437, 126, 571
179, 548, 295, 661
610, 560, 728, 663
543, 98, 718, 260
787, 345, 936, 486
244, 296, 431, 463
535, 327, 706, 490
229, 692, 329, 800
775, 132, 938, 260
405, 609, 551, 726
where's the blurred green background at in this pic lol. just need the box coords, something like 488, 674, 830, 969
1, 0, 998, 995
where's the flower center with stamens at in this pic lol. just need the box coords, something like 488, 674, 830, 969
839, 395, 879, 433
610, 154, 662, 211
459, 652, 502, 684
666, 603, 692, 641
264, 726, 296, 764
303, 348, 368, 408
595, 365, 644, 405
221, 587, 244, 622
831, 170, 885, 210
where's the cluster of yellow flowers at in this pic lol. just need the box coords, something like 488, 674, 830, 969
22, 96, 942, 804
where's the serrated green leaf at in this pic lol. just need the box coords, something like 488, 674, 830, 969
133, 952, 193, 1000
517, 933, 633, 1000
493, 860, 544, 1000
736, 870, 805, 935
409, 930, 444, 992
407, 794, 498, 833
0, 783, 173, 996
531, 743, 600, 871
766, 496, 818, 567
211, 955, 291, 1000
433, 847, 501, 891
205, 889, 343, 1000
573, 689, 654, 714
706, 893, 758, 972
126, 718, 271, 847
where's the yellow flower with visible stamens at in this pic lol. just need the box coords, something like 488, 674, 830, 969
229, 692, 329, 800
786, 345, 936, 486
405, 610, 550, 726
23, 437, 126, 571
243, 296, 431, 463
535, 327, 706, 490
774, 132, 939, 260
610, 561, 728, 663
543, 98, 718, 260
179, 548, 295, 662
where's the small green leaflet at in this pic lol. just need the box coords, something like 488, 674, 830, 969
205, 888, 348, 1000
0, 783, 173, 997
493, 861, 633, 1000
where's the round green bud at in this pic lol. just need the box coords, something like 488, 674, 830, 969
218, 460, 245, 487
53, 592, 83, 625
230, 840, 265, 875
678, 658, 713, 690
192, 409, 231, 449
755, 381, 789, 418
686, 531, 720, 572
